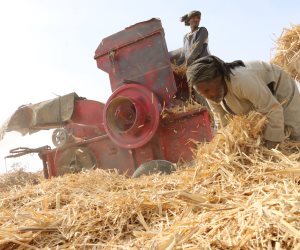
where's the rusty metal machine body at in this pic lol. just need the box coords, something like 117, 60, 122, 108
6, 19, 212, 177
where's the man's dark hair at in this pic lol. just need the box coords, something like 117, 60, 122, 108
186, 55, 245, 85
181, 11, 201, 26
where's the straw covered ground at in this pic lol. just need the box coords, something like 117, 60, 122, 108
272, 24, 300, 81
0, 169, 42, 193
0, 112, 300, 249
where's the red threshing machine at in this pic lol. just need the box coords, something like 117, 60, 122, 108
4, 19, 212, 178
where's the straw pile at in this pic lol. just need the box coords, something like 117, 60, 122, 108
272, 24, 300, 81
172, 63, 187, 78
0, 169, 42, 192
162, 100, 203, 118
1, 112, 300, 249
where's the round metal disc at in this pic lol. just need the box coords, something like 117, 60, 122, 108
52, 128, 69, 148
57, 147, 96, 176
132, 160, 176, 178
104, 84, 161, 149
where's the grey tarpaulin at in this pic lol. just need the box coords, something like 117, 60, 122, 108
0, 92, 81, 140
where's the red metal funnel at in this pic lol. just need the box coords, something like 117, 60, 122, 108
104, 84, 161, 148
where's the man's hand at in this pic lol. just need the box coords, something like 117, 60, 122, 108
265, 140, 280, 149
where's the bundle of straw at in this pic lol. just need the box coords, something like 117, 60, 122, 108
162, 100, 203, 118
272, 24, 300, 81
0, 112, 300, 249
172, 63, 187, 78
0, 169, 42, 192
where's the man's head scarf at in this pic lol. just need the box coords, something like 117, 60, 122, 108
186, 55, 245, 86
181, 11, 201, 26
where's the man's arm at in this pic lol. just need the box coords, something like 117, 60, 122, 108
237, 75, 285, 142
186, 27, 208, 66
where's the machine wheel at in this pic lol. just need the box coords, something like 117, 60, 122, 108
57, 146, 96, 176
132, 160, 176, 178
52, 128, 69, 148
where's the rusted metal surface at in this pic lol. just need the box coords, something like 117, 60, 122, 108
95, 18, 177, 104
41, 134, 136, 176
159, 109, 212, 163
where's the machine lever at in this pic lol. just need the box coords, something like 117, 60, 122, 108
5, 146, 51, 158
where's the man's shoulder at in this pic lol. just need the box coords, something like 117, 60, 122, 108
197, 26, 208, 34
229, 64, 257, 90
193, 27, 208, 39
229, 61, 272, 96
231, 60, 269, 76
199, 26, 208, 31
184, 27, 208, 35
244, 60, 270, 68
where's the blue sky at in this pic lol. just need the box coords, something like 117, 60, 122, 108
0, 0, 299, 172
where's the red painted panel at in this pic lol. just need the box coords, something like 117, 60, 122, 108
95, 18, 177, 104
158, 109, 212, 163
66, 100, 105, 138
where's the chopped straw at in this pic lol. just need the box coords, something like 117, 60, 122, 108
1, 112, 300, 249
161, 101, 203, 118
0, 169, 42, 192
172, 63, 187, 79
167, 63, 203, 117
272, 24, 300, 81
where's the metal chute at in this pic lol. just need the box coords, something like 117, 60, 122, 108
1, 92, 81, 140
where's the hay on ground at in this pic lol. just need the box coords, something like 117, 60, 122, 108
0, 112, 300, 249
0, 169, 42, 192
